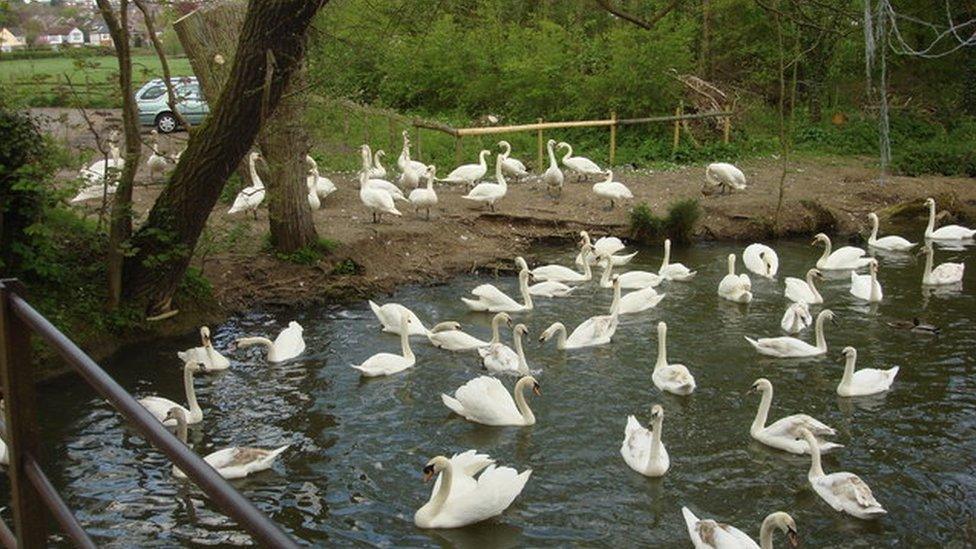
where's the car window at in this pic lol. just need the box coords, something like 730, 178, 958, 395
139, 85, 166, 100
176, 84, 201, 101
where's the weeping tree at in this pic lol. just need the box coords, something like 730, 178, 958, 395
122, 0, 328, 314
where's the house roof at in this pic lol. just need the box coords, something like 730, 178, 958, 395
3, 27, 26, 37
45, 26, 75, 35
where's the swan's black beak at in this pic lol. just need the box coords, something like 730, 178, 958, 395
747, 385, 758, 394
532, 383, 542, 397
787, 528, 799, 547
422, 465, 435, 483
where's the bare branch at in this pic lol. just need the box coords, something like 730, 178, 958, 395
594, 0, 681, 30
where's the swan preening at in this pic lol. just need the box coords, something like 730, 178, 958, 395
236, 321, 306, 363
743, 243, 779, 279
704, 162, 747, 194
359, 171, 402, 223
653, 321, 696, 395
592, 170, 633, 208
798, 428, 886, 520
849, 259, 883, 302
558, 141, 603, 181
745, 310, 834, 358
718, 254, 752, 303
621, 404, 669, 477
919, 244, 965, 286
784, 268, 823, 304
924, 197, 975, 241
811, 233, 871, 270
414, 451, 531, 529
177, 326, 230, 371
748, 378, 841, 455
351, 314, 415, 376
480, 322, 531, 375
837, 347, 898, 397
139, 360, 206, 426
543, 139, 564, 197
682, 507, 799, 549
780, 302, 812, 334
867, 212, 914, 251
166, 407, 288, 480
442, 375, 541, 426
498, 140, 528, 180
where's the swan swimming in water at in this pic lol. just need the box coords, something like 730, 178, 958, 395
784, 268, 823, 304
351, 314, 415, 377
836, 346, 898, 397
177, 326, 230, 371
918, 243, 965, 286
659, 239, 697, 281
441, 375, 541, 426
718, 254, 752, 303
742, 243, 779, 279
369, 300, 429, 336
236, 321, 306, 363
681, 506, 799, 549
652, 321, 696, 395
461, 268, 533, 312
849, 259, 883, 303
811, 233, 872, 270
481, 323, 531, 375
923, 197, 975, 241
138, 360, 206, 426
745, 310, 835, 358
797, 428, 886, 520
780, 302, 812, 334
748, 378, 841, 455
621, 404, 669, 477
426, 321, 489, 352
866, 212, 914, 251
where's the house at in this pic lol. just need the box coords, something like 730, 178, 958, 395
65, 26, 86, 47
88, 21, 112, 47
0, 27, 27, 53
38, 26, 85, 49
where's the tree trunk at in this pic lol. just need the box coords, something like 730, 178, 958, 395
96, 0, 142, 310
122, 0, 328, 312
699, 0, 710, 79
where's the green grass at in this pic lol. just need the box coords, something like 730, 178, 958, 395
0, 54, 193, 108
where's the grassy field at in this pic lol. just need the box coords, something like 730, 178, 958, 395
0, 54, 193, 107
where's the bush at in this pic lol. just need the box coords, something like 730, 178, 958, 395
629, 199, 701, 244
629, 202, 664, 242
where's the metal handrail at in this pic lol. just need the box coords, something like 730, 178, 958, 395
0, 281, 299, 548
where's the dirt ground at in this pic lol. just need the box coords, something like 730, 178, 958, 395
31, 107, 976, 318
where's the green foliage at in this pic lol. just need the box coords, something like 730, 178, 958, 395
629, 199, 701, 244
273, 238, 336, 265
894, 141, 976, 177
179, 267, 214, 302
629, 202, 665, 242
331, 258, 360, 276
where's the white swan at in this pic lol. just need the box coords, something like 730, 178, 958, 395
498, 140, 528, 180
652, 322, 696, 395
306, 155, 337, 201
659, 239, 697, 281
359, 174, 402, 223
441, 149, 490, 186
610, 273, 665, 315
398, 160, 423, 190
368, 147, 388, 179
542, 139, 564, 197
837, 347, 898, 397
414, 452, 531, 529
682, 506, 799, 549
462, 268, 533, 312
528, 279, 575, 297
600, 257, 662, 290
718, 254, 752, 303
462, 153, 507, 211
166, 407, 288, 480
919, 243, 965, 285
138, 360, 205, 426
577, 231, 636, 266
748, 378, 841, 454
146, 131, 171, 182
351, 314, 415, 377
784, 268, 823, 304
621, 404, 669, 477
780, 302, 812, 334
236, 321, 305, 363
558, 141, 603, 181
704, 162, 747, 194
592, 170, 633, 208
529, 247, 593, 283
742, 243, 779, 279
924, 197, 975, 241
359, 170, 406, 201
441, 375, 541, 426
306, 177, 321, 211
866, 212, 914, 250
539, 299, 619, 350
368, 300, 429, 336
798, 428, 886, 520
849, 259, 883, 302
227, 151, 265, 217
427, 321, 488, 352
812, 233, 872, 270
477, 313, 519, 372
409, 165, 438, 219
745, 310, 834, 358
177, 326, 230, 371
73, 142, 124, 202
481, 323, 530, 375
398, 130, 428, 175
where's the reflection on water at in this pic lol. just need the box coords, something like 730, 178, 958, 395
11, 239, 976, 546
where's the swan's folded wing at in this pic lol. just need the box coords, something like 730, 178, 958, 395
470, 284, 515, 304
449, 450, 495, 477
765, 413, 835, 438
482, 344, 518, 372
666, 364, 693, 382
622, 416, 652, 467
454, 377, 521, 422
827, 473, 882, 509
460, 465, 531, 520
754, 337, 803, 355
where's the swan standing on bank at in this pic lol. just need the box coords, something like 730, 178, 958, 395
681, 506, 799, 549
498, 140, 528, 180
306, 155, 337, 202
369, 300, 429, 336
866, 212, 914, 251
441, 375, 541, 426
923, 197, 976, 241
138, 360, 206, 426
652, 322, 696, 395
558, 141, 604, 181
919, 243, 965, 286
659, 239, 697, 281
359, 172, 402, 223
745, 310, 835, 358
462, 153, 507, 211
146, 130, 171, 182
414, 452, 531, 529
483, 323, 531, 376
367, 147, 388, 179
742, 243, 779, 279
621, 404, 669, 477
849, 259, 883, 302
812, 233, 872, 270
837, 347, 899, 397
398, 130, 428, 175
704, 162, 747, 194
748, 378, 841, 454
427, 321, 489, 352
780, 302, 812, 334
73, 142, 124, 202
592, 170, 633, 208
227, 151, 265, 218
351, 314, 415, 376
409, 165, 438, 219
798, 428, 886, 520
359, 169, 406, 201
542, 139, 564, 197
462, 268, 533, 312
177, 326, 230, 371
442, 149, 490, 187
784, 268, 823, 304
236, 321, 306, 363
718, 254, 753, 303
166, 407, 288, 480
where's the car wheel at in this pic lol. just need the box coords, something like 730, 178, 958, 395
155, 112, 179, 134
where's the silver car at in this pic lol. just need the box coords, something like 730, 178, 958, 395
136, 77, 209, 133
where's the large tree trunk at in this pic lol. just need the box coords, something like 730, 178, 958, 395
96, 0, 142, 310
122, 0, 328, 312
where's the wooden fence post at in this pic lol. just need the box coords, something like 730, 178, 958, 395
609, 110, 617, 167
723, 116, 731, 144
536, 118, 544, 173
454, 136, 462, 166
672, 101, 683, 157
0, 279, 47, 548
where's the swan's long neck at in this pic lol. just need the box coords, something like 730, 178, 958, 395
513, 378, 535, 424
183, 366, 201, 422
662, 241, 671, 269
479, 150, 488, 168
428, 463, 453, 517
758, 517, 776, 549
519, 272, 533, 309
248, 155, 263, 187
580, 249, 593, 279
425, 171, 435, 191
926, 201, 937, 235
561, 144, 572, 162
870, 216, 879, 242
655, 326, 668, 369
650, 414, 664, 459
501, 142, 511, 158
727, 255, 736, 275
870, 265, 880, 300
600, 261, 613, 287
373, 152, 384, 170
175, 414, 188, 444
818, 238, 832, 264
923, 247, 934, 279
400, 321, 414, 361
751, 387, 772, 434
804, 432, 825, 478
552, 323, 567, 350
814, 313, 828, 351
840, 352, 856, 388
490, 317, 503, 345
805, 271, 822, 301
495, 156, 506, 188
610, 281, 621, 315
513, 331, 529, 374
547, 142, 558, 168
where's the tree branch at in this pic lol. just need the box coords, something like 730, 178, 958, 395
133, 0, 192, 133
594, 0, 681, 30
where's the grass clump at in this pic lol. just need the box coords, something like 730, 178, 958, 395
272, 238, 337, 265
629, 199, 701, 244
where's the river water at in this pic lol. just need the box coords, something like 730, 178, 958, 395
15, 239, 976, 547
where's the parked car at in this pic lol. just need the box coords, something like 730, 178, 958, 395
136, 77, 209, 133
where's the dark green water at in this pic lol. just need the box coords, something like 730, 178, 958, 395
17, 239, 976, 547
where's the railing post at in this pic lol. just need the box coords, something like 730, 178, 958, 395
536, 118, 543, 173
672, 101, 683, 157
609, 110, 617, 167
0, 279, 47, 548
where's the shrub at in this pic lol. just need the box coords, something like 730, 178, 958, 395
629, 202, 665, 242
894, 141, 976, 177
664, 199, 702, 244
